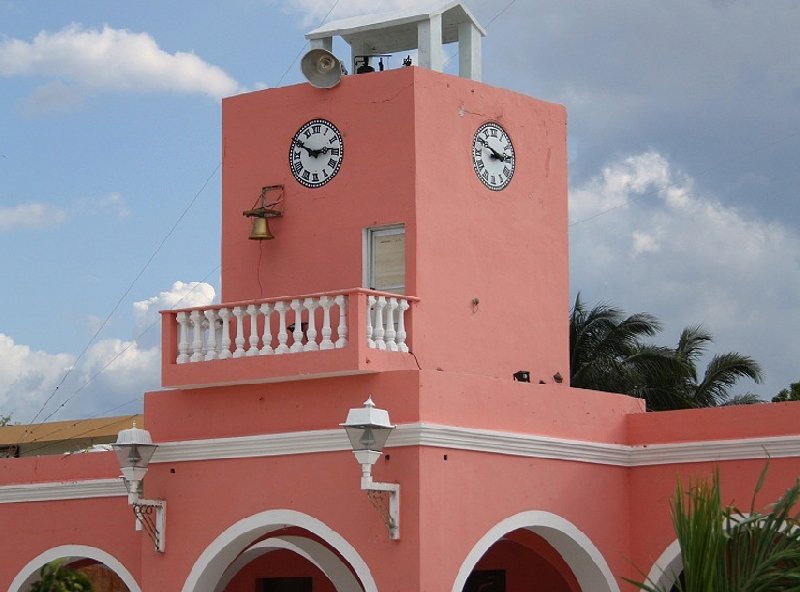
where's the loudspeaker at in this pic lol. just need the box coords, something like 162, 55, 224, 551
300, 48, 342, 89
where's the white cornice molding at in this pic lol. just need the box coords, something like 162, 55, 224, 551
150, 423, 800, 467
3, 425, 799, 504
0, 478, 125, 504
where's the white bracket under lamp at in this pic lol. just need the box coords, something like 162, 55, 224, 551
112, 422, 166, 552
341, 397, 400, 540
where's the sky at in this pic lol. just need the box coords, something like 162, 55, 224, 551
1, 0, 799, 426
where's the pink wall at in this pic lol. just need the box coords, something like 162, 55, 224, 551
225, 549, 337, 592
472, 530, 579, 591
220, 68, 569, 384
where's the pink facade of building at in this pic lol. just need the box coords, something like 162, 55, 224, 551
2, 16, 799, 591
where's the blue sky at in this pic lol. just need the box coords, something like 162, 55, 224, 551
2, 0, 799, 424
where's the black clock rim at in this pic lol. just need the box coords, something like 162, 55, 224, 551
472, 122, 515, 191
288, 118, 344, 188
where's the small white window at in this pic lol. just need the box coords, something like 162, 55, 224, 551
365, 225, 405, 294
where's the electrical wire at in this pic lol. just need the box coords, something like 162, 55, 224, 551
19, 163, 221, 438
12, 1, 342, 444
274, 0, 341, 87
34, 266, 221, 427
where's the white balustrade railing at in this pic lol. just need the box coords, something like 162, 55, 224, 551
171, 291, 411, 364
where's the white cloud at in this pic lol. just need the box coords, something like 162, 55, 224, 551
78, 192, 131, 219
0, 24, 241, 101
570, 151, 800, 398
0, 333, 75, 423
22, 80, 83, 115
81, 338, 160, 394
0, 202, 68, 231
0, 281, 217, 422
133, 281, 216, 348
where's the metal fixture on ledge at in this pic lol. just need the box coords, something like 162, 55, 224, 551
513, 370, 530, 383
112, 423, 166, 552
341, 397, 400, 540
301, 48, 344, 88
243, 185, 284, 240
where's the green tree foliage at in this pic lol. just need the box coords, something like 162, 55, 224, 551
628, 467, 800, 592
569, 295, 763, 411
31, 560, 93, 592
0, 414, 10, 426
772, 381, 800, 403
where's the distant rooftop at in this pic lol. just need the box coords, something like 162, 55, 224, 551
0, 414, 142, 457
306, 1, 485, 81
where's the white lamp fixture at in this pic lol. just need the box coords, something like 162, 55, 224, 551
112, 423, 166, 552
341, 396, 400, 540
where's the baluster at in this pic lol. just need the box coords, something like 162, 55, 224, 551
176, 312, 190, 364
303, 297, 319, 352
373, 296, 387, 350
259, 303, 274, 355
385, 297, 398, 351
366, 295, 376, 349
204, 309, 219, 360
246, 304, 260, 356
289, 299, 304, 353
319, 296, 334, 350
274, 301, 290, 354
214, 315, 223, 357
397, 299, 410, 353
335, 295, 348, 348
190, 310, 205, 362
218, 308, 232, 359
232, 306, 246, 358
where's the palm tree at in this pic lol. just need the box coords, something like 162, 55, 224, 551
664, 326, 763, 410
569, 294, 677, 396
569, 296, 763, 411
628, 467, 800, 592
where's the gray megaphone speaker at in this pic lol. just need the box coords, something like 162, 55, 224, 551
301, 48, 342, 89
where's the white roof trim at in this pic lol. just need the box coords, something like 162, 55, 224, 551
306, 1, 487, 42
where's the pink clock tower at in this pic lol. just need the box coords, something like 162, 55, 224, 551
5, 4, 800, 592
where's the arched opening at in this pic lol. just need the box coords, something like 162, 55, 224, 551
453, 511, 618, 592
183, 509, 377, 592
9, 545, 140, 592
463, 528, 580, 591
646, 539, 682, 592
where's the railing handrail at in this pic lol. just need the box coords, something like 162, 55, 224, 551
160, 287, 419, 315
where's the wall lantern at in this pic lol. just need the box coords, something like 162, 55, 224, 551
341, 397, 400, 540
243, 185, 284, 240
112, 423, 166, 552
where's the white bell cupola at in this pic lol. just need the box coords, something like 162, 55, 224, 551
305, 1, 486, 81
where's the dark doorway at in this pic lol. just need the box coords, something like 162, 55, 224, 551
464, 569, 506, 592
259, 576, 313, 592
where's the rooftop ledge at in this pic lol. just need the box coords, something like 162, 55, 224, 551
160, 288, 418, 389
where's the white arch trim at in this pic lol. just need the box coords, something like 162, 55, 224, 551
8, 545, 141, 592
646, 539, 681, 591
451, 510, 619, 592
214, 536, 363, 592
182, 509, 376, 592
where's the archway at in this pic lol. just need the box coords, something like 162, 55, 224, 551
182, 509, 377, 592
645, 539, 682, 591
452, 511, 619, 592
8, 545, 141, 592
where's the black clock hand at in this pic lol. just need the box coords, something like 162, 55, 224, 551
477, 136, 509, 161
294, 139, 315, 157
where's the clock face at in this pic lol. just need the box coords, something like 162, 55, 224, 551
472, 122, 515, 191
289, 118, 344, 188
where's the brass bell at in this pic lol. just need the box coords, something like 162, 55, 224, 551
248, 216, 275, 240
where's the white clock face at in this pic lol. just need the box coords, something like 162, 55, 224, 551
472, 122, 515, 191
289, 118, 344, 188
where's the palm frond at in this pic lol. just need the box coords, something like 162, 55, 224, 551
693, 353, 764, 407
